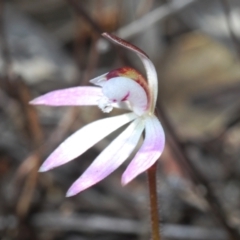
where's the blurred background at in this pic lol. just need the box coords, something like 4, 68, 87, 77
1, 0, 240, 239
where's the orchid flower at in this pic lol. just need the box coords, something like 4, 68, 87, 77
30, 33, 165, 197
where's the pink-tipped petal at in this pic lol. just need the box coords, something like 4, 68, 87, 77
39, 113, 137, 172
122, 115, 165, 185
66, 118, 145, 196
30, 86, 102, 106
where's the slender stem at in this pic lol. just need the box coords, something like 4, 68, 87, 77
147, 162, 161, 240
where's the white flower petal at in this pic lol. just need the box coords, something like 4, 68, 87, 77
89, 72, 108, 87
66, 118, 145, 196
39, 113, 137, 172
139, 57, 158, 110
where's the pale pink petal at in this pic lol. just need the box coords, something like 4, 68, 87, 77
102, 33, 158, 110
66, 118, 145, 196
122, 115, 165, 185
30, 87, 102, 106
39, 113, 137, 172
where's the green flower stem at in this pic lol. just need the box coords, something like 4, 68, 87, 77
147, 162, 161, 240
